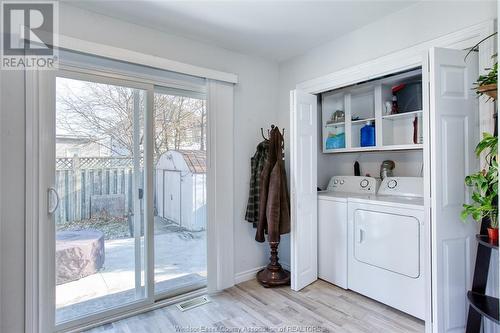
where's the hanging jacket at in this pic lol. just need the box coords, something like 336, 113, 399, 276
245, 140, 269, 225
255, 127, 290, 243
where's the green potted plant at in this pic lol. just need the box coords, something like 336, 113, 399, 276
461, 132, 498, 242
474, 60, 497, 100
465, 32, 497, 100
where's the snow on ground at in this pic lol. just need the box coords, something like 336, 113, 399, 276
56, 223, 206, 323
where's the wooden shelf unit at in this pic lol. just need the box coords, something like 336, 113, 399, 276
465, 222, 500, 332
467, 291, 499, 325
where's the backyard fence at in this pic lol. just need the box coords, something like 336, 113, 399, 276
56, 154, 207, 231
55, 156, 138, 224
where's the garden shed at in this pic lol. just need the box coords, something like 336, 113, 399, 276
155, 150, 206, 231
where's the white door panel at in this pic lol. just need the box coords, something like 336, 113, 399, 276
164, 170, 181, 223
353, 209, 420, 278
290, 89, 317, 291
318, 200, 347, 289
347, 202, 426, 320
429, 47, 479, 333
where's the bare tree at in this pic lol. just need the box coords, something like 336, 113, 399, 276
57, 79, 207, 158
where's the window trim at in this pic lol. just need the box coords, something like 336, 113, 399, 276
58, 59, 206, 95
57, 34, 238, 84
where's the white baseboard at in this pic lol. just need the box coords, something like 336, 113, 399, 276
234, 262, 291, 285
234, 266, 265, 285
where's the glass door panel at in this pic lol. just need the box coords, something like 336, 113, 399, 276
55, 76, 147, 323
153, 88, 207, 296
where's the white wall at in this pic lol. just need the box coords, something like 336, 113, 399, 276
278, 0, 497, 267
0, 4, 279, 331
317, 151, 423, 189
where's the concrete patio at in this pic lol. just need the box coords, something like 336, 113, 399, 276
56, 220, 206, 324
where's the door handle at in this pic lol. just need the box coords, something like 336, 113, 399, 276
356, 228, 364, 243
48, 187, 60, 215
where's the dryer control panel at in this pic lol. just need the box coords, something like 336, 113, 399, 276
378, 177, 423, 197
326, 176, 379, 194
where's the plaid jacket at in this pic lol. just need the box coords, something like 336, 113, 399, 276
245, 140, 269, 225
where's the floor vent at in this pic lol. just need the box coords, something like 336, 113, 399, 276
176, 295, 210, 312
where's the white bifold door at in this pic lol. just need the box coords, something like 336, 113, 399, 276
290, 90, 317, 291
290, 47, 481, 332
428, 47, 479, 333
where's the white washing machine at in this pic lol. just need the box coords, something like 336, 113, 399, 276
347, 177, 425, 320
317, 176, 379, 289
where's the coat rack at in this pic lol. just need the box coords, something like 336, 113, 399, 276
256, 124, 290, 287
257, 240, 290, 287
261, 124, 285, 142
260, 125, 285, 158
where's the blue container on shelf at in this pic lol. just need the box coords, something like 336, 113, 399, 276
360, 121, 375, 147
326, 132, 345, 149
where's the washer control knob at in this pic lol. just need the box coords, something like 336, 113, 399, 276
360, 179, 369, 188
334, 179, 339, 184
340, 180, 345, 185
388, 179, 398, 189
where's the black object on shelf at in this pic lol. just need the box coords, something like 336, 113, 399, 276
465, 218, 499, 332
354, 161, 360, 176
467, 291, 499, 325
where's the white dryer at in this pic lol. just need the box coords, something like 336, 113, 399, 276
317, 176, 379, 289
347, 177, 425, 320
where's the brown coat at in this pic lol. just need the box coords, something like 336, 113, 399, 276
255, 127, 290, 243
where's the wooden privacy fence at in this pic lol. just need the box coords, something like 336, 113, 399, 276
55, 156, 139, 224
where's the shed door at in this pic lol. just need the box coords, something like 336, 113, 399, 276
163, 170, 181, 225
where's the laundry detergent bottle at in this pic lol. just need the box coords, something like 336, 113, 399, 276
360, 121, 375, 147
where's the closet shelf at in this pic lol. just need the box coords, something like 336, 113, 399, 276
323, 144, 423, 154
325, 122, 345, 127
382, 110, 423, 120
475, 234, 498, 250
467, 291, 500, 324
351, 118, 375, 125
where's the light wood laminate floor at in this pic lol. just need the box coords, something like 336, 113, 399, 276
86, 279, 425, 333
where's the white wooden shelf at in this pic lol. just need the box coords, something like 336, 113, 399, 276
351, 118, 375, 124
382, 110, 423, 120
325, 122, 345, 127
321, 68, 423, 154
323, 144, 423, 154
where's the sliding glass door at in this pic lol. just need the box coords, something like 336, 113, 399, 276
153, 88, 207, 297
54, 73, 148, 324
43, 66, 208, 330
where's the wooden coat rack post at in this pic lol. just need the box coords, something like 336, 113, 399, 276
257, 240, 290, 287
256, 125, 290, 287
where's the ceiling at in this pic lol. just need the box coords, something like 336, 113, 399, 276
69, 1, 419, 62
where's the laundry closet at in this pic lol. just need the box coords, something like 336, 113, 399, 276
317, 68, 427, 320
289, 39, 494, 333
